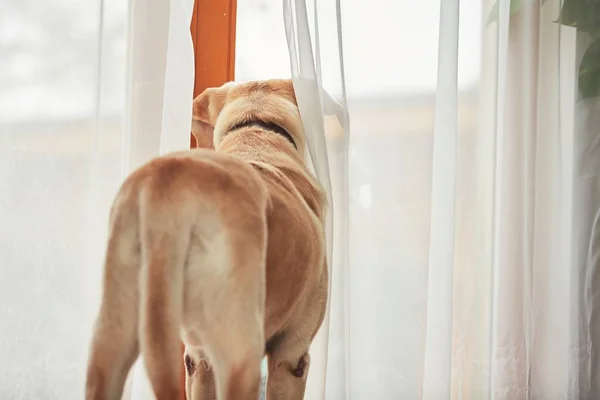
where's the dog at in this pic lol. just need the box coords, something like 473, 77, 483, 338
85, 79, 328, 400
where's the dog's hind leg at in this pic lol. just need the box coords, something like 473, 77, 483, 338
265, 331, 312, 400
86, 203, 141, 400
184, 348, 217, 400
266, 283, 327, 400
183, 209, 268, 400
206, 281, 265, 400
138, 189, 192, 400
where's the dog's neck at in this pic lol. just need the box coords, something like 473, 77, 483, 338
226, 120, 297, 150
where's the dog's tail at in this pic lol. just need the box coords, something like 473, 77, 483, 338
138, 184, 192, 400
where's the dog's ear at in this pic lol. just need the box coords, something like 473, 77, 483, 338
191, 84, 233, 148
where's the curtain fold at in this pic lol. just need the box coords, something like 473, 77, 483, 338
285, 0, 600, 399
283, 1, 350, 399
421, 0, 460, 397
119, 0, 195, 398
573, 34, 600, 400
87, 0, 195, 398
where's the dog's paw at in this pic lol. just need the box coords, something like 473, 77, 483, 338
185, 354, 211, 376
184, 354, 196, 376
291, 353, 310, 379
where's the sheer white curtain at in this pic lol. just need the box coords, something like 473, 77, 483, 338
0, 0, 117, 396
92, 0, 195, 398
0, 0, 193, 397
283, 0, 600, 398
282, 0, 349, 398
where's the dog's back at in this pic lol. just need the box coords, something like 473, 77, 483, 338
86, 150, 270, 400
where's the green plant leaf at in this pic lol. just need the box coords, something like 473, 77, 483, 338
486, 1, 499, 26
486, 0, 548, 27
555, 0, 583, 27
578, 38, 600, 100
555, 0, 600, 37
580, 1, 600, 38
487, 0, 523, 26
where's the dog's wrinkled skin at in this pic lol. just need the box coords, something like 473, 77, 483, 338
85, 79, 328, 400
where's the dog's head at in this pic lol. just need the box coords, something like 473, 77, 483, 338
191, 79, 306, 157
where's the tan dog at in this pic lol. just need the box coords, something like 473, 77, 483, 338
85, 79, 328, 400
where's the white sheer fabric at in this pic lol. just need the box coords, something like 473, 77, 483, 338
283, 0, 600, 398
0, 0, 193, 398
104, 0, 195, 398
0, 0, 130, 396
282, 0, 350, 399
